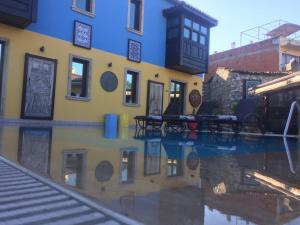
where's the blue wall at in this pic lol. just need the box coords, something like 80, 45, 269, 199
28, 0, 174, 67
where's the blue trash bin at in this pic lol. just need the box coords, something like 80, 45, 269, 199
104, 114, 118, 139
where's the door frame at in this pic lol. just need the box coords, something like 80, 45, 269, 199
21, 53, 58, 120
146, 80, 164, 115
169, 79, 186, 114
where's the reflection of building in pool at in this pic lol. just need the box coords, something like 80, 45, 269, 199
200, 146, 300, 225
18, 127, 52, 176
62, 149, 87, 189
3, 127, 300, 225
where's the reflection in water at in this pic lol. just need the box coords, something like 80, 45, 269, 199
18, 127, 52, 176
63, 150, 86, 188
144, 139, 161, 176
121, 148, 136, 184
162, 133, 184, 177
1, 126, 300, 225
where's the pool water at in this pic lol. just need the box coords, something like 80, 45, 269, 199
1, 125, 300, 225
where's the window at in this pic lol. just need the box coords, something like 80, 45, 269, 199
63, 150, 86, 189
124, 69, 140, 105
168, 28, 179, 39
167, 159, 183, 177
243, 80, 261, 99
67, 55, 91, 100
128, 0, 144, 34
121, 150, 136, 184
169, 80, 185, 115
167, 16, 180, 40
183, 17, 208, 46
200, 35, 206, 45
184, 18, 192, 27
184, 28, 191, 39
201, 26, 208, 35
282, 53, 300, 65
192, 22, 200, 31
192, 32, 198, 42
167, 17, 179, 28
72, 0, 95, 16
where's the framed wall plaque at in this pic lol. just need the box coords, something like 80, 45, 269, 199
73, 20, 92, 49
21, 54, 57, 120
128, 39, 142, 63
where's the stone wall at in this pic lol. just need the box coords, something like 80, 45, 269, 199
203, 68, 286, 114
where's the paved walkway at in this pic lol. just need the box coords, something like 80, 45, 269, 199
0, 157, 141, 225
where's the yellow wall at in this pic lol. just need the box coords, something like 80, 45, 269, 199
0, 24, 203, 124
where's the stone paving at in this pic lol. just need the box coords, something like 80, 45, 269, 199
0, 157, 141, 225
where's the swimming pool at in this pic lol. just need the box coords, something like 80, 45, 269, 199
0, 125, 300, 225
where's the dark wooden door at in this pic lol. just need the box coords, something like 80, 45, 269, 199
0, 41, 5, 110
146, 81, 164, 115
21, 54, 57, 120
170, 80, 185, 114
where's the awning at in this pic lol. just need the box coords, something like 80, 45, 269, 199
164, 1, 218, 27
251, 71, 300, 95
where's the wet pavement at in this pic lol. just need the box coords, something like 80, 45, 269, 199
1, 125, 300, 225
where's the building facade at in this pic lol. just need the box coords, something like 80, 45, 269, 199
252, 71, 300, 134
203, 67, 285, 114
206, 23, 300, 82
0, 0, 217, 124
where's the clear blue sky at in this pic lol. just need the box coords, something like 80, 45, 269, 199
185, 0, 300, 53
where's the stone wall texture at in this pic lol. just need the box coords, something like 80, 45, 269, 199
203, 68, 285, 114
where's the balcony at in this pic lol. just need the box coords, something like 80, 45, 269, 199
0, 0, 38, 28
163, 2, 218, 74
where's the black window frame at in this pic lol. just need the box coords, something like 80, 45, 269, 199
183, 16, 208, 45
121, 150, 136, 184
75, 0, 93, 13
129, 0, 143, 32
124, 69, 140, 105
70, 57, 90, 98
167, 159, 183, 177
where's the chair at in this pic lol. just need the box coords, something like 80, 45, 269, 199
197, 98, 265, 134
197, 101, 220, 115
134, 102, 191, 130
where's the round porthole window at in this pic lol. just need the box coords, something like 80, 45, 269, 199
100, 71, 118, 92
95, 161, 114, 182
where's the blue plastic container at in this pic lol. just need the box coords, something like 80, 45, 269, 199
104, 114, 118, 139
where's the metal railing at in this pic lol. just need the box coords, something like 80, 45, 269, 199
284, 101, 300, 137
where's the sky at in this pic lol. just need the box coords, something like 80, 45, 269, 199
185, 0, 300, 53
